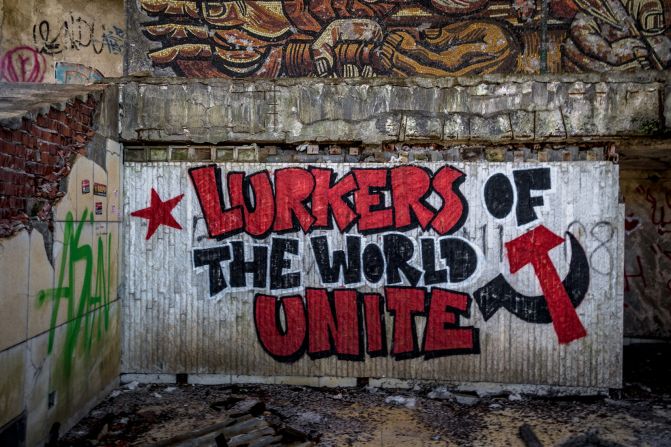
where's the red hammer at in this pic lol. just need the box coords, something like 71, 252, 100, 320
506, 225, 587, 344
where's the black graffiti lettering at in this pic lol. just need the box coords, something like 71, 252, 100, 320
362, 243, 384, 283
484, 173, 514, 219
421, 238, 447, 285
384, 234, 422, 286
513, 168, 551, 225
590, 222, 614, 275
270, 237, 301, 290
230, 241, 268, 288
310, 235, 362, 284
193, 246, 231, 296
440, 238, 478, 282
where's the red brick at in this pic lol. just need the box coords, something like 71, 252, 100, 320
25, 161, 38, 174
70, 121, 84, 133
0, 127, 12, 141
11, 157, 25, 171
42, 153, 57, 165
38, 164, 51, 176
20, 132, 30, 147
2, 141, 18, 156
0, 169, 12, 183
35, 114, 50, 128
10, 197, 26, 209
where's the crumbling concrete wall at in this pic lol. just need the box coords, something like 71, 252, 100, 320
118, 73, 671, 144
0, 85, 121, 446
0, 0, 124, 83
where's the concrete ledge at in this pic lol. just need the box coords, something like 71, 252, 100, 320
0, 83, 110, 129
117, 72, 671, 145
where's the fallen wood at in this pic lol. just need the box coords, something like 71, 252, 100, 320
144, 418, 231, 447
225, 414, 253, 426
227, 426, 275, 447
222, 417, 269, 438
247, 434, 283, 447
279, 425, 309, 442
228, 399, 265, 417
518, 424, 543, 447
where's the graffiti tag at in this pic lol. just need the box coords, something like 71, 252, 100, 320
37, 209, 112, 377
33, 16, 124, 55
0, 46, 46, 82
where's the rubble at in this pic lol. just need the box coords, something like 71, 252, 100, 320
427, 387, 480, 406
58, 380, 671, 446
384, 395, 417, 409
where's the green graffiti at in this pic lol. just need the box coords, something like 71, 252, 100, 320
37, 209, 112, 377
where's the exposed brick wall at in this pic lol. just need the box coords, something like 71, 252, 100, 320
0, 96, 98, 237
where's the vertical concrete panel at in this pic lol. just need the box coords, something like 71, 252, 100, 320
0, 343, 26, 428
122, 162, 622, 389
106, 140, 122, 222
27, 229, 55, 338
0, 231, 29, 351
18, 149, 122, 445
93, 160, 109, 222
23, 332, 51, 447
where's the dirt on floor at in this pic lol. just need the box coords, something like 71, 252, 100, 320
59, 344, 671, 446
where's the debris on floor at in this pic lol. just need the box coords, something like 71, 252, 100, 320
58, 343, 671, 446
57, 381, 671, 446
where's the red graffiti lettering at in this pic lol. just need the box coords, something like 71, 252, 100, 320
391, 166, 435, 230
253, 287, 478, 362
273, 168, 316, 232
306, 288, 361, 359
386, 287, 425, 358
363, 293, 386, 356
310, 168, 358, 231
189, 165, 468, 238
353, 169, 394, 232
637, 184, 671, 235
254, 295, 306, 361
423, 289, 476, 356
228, 170, 275, 237
624, 255, 647, 292
189, 165, 243, 237
430, 165, 467, 235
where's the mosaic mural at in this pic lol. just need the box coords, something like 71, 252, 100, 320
136, 0, 671, 77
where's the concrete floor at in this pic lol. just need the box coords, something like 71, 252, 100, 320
59, 343, 671, 446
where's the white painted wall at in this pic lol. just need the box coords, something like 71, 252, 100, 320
122, 162, 623, 389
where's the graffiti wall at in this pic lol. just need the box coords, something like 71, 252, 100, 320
0, 0, 124, 83
0, 88, 121, 445
622, 170, 671, 339
123, 161, 623, 388
127, 0, 671, 78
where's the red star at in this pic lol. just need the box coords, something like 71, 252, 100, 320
131, 188, 184, 240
